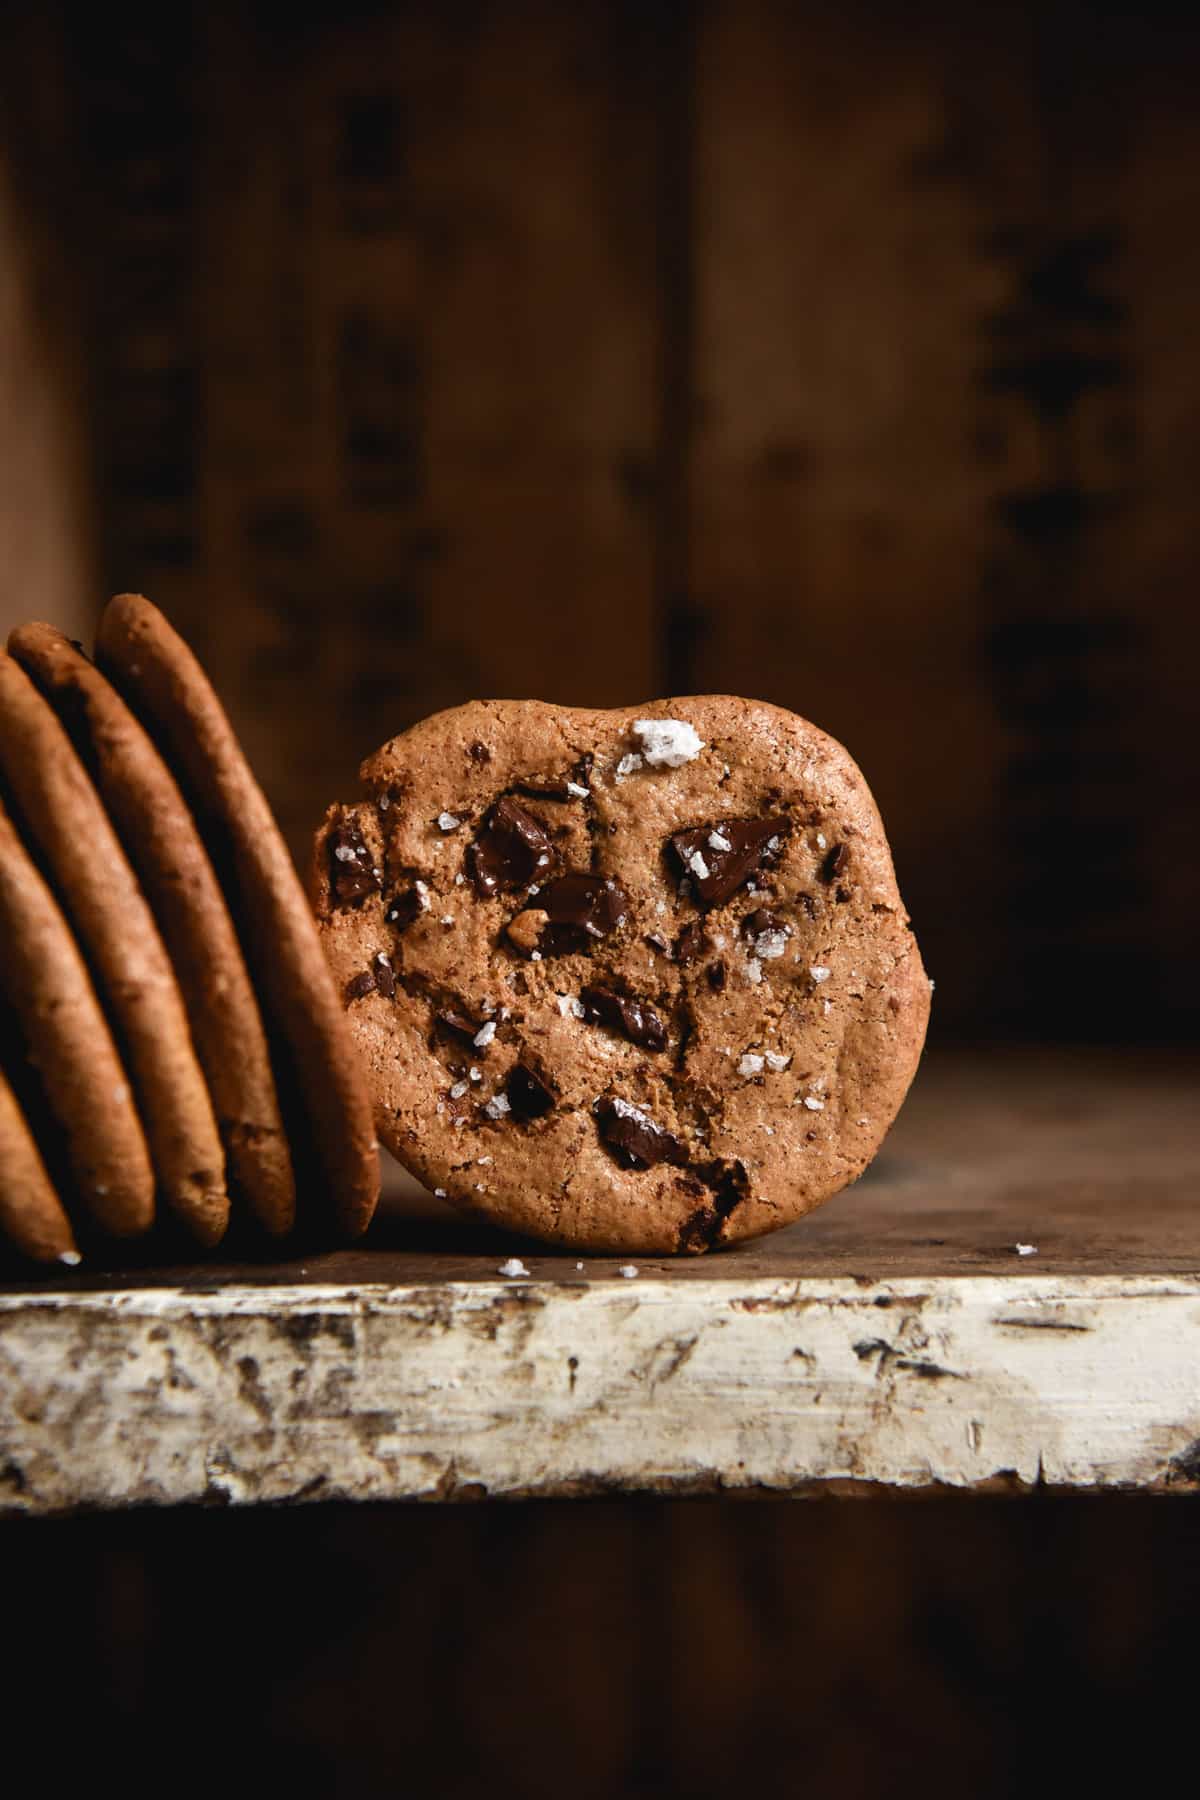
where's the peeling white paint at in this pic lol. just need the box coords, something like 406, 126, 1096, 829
1, 1274, 1199, 1511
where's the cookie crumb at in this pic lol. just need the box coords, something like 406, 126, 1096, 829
1015, 1242, 1038, 1257
633, 718, 705, 768
498, 1257, 529, 1278
437, 811, 461, 832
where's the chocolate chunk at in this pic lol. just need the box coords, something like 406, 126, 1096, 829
740, 907, 785, 940
594, 1096, 688, 1171
468, 798, 553, 898
386, 884, 428, 932
435, 1006, 479, 1042
372, 953, 396, 999
821, 841, 849, 883
668, 817, 789, 909
674, 921, 709, 965
328, 821, 380, 906
580, 985, 667, 1052
507, 1061, 556, 1120
345, 970, 376, 1001
537, 872, 629, 956
468, 740, 491, 763
644, 932, 672, 958
677, 1158, 749, 1251
515, 778, 573, 801
706, 960, 727, 992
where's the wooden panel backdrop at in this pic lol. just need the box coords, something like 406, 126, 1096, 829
2, 0, 1197, 1042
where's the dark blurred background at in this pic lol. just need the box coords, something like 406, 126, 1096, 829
2, 3, 1197, 1792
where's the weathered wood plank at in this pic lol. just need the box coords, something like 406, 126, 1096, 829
3, 1270, 1199, 1512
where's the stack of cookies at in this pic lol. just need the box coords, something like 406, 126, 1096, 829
0, 595, 379, 1265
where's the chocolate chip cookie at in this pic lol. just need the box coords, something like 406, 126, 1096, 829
0, 650, 229, 1246
10, 622, 296, 1238
96, 594, 380, 1238
313, 698, 930, 1253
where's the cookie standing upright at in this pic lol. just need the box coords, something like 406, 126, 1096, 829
0, 1052, 79, 1265
314, 697, 930, 1254
96, 594, 380, 1238
0, 797, 154, 1239
10, 622, 296, 1238
0, 651, 228, 1246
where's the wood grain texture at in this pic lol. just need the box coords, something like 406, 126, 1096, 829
195, 2, 659, 851
3, 1050, 1198, 1511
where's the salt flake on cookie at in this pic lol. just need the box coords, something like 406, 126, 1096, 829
632, 717, 705, 769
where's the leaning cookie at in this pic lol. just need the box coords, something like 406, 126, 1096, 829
0, 651, 228, 1246
96, 594, 380, 1238
0, 797, 154, 1239
10, 623, 296, 1238
313, 697, 930, 1254
0, 1051, 79, 1265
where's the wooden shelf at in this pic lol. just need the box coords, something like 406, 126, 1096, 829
3, 1047, 1198, 1511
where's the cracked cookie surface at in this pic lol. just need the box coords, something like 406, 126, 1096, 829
313, 698, 930, 1254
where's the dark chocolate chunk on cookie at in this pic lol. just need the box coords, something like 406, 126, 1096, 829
313, 697, 929, 1254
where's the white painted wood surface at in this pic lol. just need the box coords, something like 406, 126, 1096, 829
3, 1270, 1200, 1512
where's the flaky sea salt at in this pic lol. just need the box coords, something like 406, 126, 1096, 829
745, 959, 763, 985
708, 830, 732, 852
738, 1052, 765, 1076
334, 845, 356, 863
688, 850, 711, 880
473, 1020, 497, 1048
615, 752, 643, 779
1015, 1243, 1038, 1257
618, 1264, 639, 1279
437, 812, 460, 832
632, 717, 705, 768
556, 994, 585, 1019
499, 1258, 529, 1278
434, 1188, 447, 1198
810, 966, 831, 983
567, 780, 590, 798
764, 1050, 791, 1072
449, 1081, 468, 1100
484, 1093, 511, 1120
803, 1095, 825, 1111
753, 928, 790, 960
